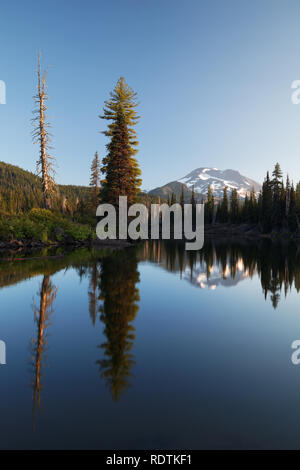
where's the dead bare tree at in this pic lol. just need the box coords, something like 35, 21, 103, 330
32, 52, 56, 209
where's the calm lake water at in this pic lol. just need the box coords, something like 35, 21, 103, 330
1, 239, 300, 449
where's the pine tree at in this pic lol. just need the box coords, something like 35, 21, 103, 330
32, 52, 56, 210
271, 163, 283, 226
288, 184, 298, 232
215, 201, 221, 223
248, 186, 257, 222
206, 184, 214, 224
180, 185, 184, 208
230, 188, 239, 223
272, 162, 283, 182
100, 77, 142, 206
190, 185, 196, 206
219, 186, 229, 222
171, 192, 177, 205
257, 191, 262, 221
243, 193, 250, 220
261, 171, 273, 232
279, 182, 286, 226
90, 151, 100, 210
285, 175, 291, 217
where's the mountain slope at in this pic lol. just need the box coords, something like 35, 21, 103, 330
179, 167, 261, 198
0, 161, 90, 213
149, 167, 261, 200
148, 181, 193, 201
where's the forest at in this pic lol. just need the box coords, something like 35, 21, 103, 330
1, 54, 300, 244
203, 162, 300, 233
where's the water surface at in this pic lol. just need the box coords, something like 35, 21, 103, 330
1, 240, 300, 449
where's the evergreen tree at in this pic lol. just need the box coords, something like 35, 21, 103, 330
100, 77, 142, 206
272, 162, 283, 182
219, 186, 229, 222
257, 190, 262, 221
190, 185, 196, 206
261, 171, 273, 232
288, 184, 298, 232
295, 181, 300, 215
248, 186, 258, 222
189, 185, 197, 227
271, 163, 283, 226
90, 151, 100, 210
215, 201, 221, 223
171, 192, 177, 205
206, 184, 214, 224
230, 188, 239, 223
279, 182, 286, 226
285, 174, 291, 216
180, 185, 184, 208
242, 193, 249, 221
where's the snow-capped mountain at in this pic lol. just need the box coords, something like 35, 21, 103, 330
184, 259, 250, 289
178, 167, 261, 198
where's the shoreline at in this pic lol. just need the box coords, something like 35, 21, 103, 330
1, 223, 300, 252
0, 238, 135, 252
204, 223, 300, 240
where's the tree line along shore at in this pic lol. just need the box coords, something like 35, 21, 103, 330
1, 54, 300, 247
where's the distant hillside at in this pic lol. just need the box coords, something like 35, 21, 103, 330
149, 181, 193, 201
0, 161, 90, 214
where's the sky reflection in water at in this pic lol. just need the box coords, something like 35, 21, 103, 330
0, 240, 300, 449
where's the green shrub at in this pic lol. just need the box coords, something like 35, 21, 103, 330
0, 209, 94, 243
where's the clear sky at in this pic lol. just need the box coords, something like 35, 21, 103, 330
1, 0, 300, 189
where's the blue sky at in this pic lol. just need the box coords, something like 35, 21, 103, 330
1, 0, 300, 189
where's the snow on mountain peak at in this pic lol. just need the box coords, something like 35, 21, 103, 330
178, 167, 261, 199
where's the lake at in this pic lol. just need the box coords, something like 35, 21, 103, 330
1, 239, 300, 449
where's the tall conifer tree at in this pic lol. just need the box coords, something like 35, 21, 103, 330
288, 184, 298, 232
90, 151, 100, 210
190, 185, 196, 206
180, 185, 184, 208
261, 171, 273, 232
230, 188, 239, 223
206, 184, 214, 224
220, 186, 229, 222
271, 163, 283, 226
100, 77, 142, 206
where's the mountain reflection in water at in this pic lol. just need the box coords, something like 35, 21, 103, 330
1, 238, 300, 439
140, 240, 300, 308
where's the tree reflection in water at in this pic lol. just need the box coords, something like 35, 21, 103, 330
139, 239, 300, 309
31, 275, 57, 429
21, 239, 300, 412
97, 249, 140, 402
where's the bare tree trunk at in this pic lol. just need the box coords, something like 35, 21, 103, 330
32, 52, 56, 209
